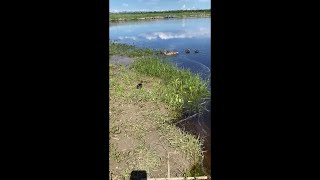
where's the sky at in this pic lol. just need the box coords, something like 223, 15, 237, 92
110, 0, 211, 13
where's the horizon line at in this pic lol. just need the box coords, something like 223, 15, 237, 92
110, 9, 211, 13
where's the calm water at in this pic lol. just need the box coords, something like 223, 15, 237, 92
110, 18, 212, 175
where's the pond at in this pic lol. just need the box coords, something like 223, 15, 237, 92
110, 17, 212, 176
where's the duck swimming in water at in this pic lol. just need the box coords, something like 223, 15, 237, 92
185, 49, 191, 54
163, 50, 179, 56
194, 50, 199, 53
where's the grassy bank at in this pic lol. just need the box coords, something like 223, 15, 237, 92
109, 42, 210, 178
110, 9, 210, 21
109, 41, 210, 115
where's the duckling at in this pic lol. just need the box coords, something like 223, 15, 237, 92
185, 49, 191, 54
136, 81, 143, 89
194, 50, 199, 53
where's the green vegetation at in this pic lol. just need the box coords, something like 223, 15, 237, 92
109, 41, 210, 178
109, 42, 154, 58
110, 9, 211, 21
109, 41, 210, 116
132, 57, 209, 115
109, 64, 205, 178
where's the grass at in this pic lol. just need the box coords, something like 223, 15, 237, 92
110, 9, 211, 21
132, 57, 210, 115
109, 42, 210, 178
110, 41, 210, 116
109, 42, 154, 58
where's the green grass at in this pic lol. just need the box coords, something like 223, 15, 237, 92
109, 64, 205, 178
132, 57, 209, 115
110, 41, 210, 116
109, 41, 154, 58
110, 9, 211, 21
109, 42, 210, 177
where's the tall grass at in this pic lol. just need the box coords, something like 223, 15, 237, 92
131, 57, 210, 114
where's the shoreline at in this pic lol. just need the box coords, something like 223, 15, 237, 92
110, 15, 211, 22
109, 42, 210, 178
110, 10, 210, 22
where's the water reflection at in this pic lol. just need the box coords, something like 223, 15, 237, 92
182, 18, 186, 28
139, 28, 210, 40
110, 18, 212, 176
118, 36, 137, 40
116, 28, 210, 41
110, 18, 211, 80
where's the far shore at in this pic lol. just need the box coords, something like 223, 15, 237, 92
110, 9, 211, 21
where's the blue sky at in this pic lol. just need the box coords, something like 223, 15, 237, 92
110, 0, 211, 13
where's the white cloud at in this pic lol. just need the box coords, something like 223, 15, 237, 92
144, 0, 160, 5
181, 4, 186, 9
122, 3, 128, 7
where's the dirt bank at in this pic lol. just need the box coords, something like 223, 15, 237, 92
109, 62, 204, 179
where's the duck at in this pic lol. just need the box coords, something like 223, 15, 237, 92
163, 50, 179, 56
194, 50, 199, 53
136, 81, 143, 89
185, 49, 191, 54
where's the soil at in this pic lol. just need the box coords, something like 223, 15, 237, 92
109, 97, 191, 179
109, 57, 194, 179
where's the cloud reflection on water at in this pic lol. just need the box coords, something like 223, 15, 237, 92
118, 36, 137, 40
140, 28, 210, 40
118, 27, 210, 41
